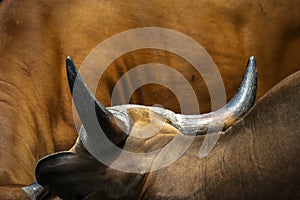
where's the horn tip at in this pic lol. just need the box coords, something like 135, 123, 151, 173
249, 55, 256, 61
66, 56, 78, 75
66, 56, 78, 93
66, 56, 73, 62
248, 56, 256, 67
247, 55, 257, 75
249, 56, 257, 70
66, 56, 75, 69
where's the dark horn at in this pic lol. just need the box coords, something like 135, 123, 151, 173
177, 56, 257, 135
66, 56, 127, 145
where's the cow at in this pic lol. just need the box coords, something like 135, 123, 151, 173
0, 0, 300, 199
33, 58, 299, 199
27, 54, 257, 199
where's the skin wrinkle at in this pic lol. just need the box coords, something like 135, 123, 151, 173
256, 0, 266, 14
217, 147, 227, 198
0, 77, 49, 122
0, 119, 39, 184
2, 93, 52, 157
0, 80, 20, 106
0, 120, 34, 149
0, 98, 14, 107
190, 153, 206, 199
30, 109, 54, 158
1, 71, 58, 185
237, 135, 246, 199
58, 108, 76, 136
0, 111, 36, 153
248, 114, 262, 180
0, 146, 35, 179
184, 153, 200, 199
244, 121, 262, 198
19, 59, 34, 78
215, 149, 225, 182
248, 106, 277, 176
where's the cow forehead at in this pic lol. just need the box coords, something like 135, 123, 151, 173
112, 106, 182, 150
107, 105, 180, 134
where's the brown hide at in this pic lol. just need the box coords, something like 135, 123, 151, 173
0, 0, 300, 198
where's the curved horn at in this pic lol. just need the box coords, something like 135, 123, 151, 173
177, 56, 257, 135
66, 57, 127, 145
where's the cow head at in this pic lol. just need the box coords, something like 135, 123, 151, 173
35, 56, 257, 199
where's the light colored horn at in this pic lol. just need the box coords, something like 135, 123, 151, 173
176, 56, 257, 135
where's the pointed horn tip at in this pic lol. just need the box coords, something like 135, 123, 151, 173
246, 56, 257, 75
248, 56, 257, 67
66, 56, 75, 68
66, 56, 79, 75
249, 55, 256, 61
66, 56, 73, 62
65, 56, 79, 94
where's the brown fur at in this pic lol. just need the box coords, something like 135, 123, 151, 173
0, 186, 30, 200
0, 0, 300, 199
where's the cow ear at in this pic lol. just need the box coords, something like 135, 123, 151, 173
66, 57, 127, 146
36, 152, 105, 199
